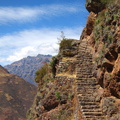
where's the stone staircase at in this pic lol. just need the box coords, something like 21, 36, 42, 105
76, 39, 105, 120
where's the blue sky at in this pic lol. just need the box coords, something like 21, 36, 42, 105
0, 0, 89, 66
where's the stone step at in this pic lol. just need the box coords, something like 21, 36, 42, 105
77, 67, 93, 70
76, 76, 93, 78
77, 61, 92, 63
80, 102, 99, 106
78, 51, 92, 54
76, 84, 97, 88
79, 58, 92, 61
78, 50, 89, 53
81, 109, 102, 113
83, 112, 103, 116
78, 64, 92, 66
78, 57, 92, 59
79, 47, 88, 49
76, 59, 92, 62
79, 45, 87, 47
79, 43, 88, 46
76, 78, 95, 80
79, 46, 89, 49
77, 69, 93, 72
81, 105, 100, 109
76, 72, 93, 76
78, 50, 90, 53
77, 68, 93, 71
77, 88, 96, 94
76, 81, 97, 84
77, 68, 92, 71
77, 88, 96, 91
80, 95, 95, 98
78, 96, 96, 101
76, 79, 96, 82
76, 61, 92, 63
78, 67, 92, 69
76, 79, 97, 82
77, 91, 95, 96
79, 96, 96, 99
77, 87, 96, 91
83, 116, 105, 120
76, 57, 92, 59
79, 51, 90, 53
77, 60, 92, 62
77, 64, 93, 67
79, 47, 88, 50
77, 55, 92, 57
77, 87, 96, 90
80, 41, 87, 44
77, 71, 92, 74
77, 93, 95, 96
77, 68, 92, 73
76, 83, 96, 86
77, 73, 93, 75
77, 85, 96, 88
76, 82, 96, 84
79, 94, 94, 97
80, 41, 88, 43
79, 45, 88, 47
77, 90, 95, 94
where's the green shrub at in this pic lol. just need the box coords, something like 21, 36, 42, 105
50, 56, 57, 77
55, 91, 61, 101
35, 64, 49, 84
59, 39, 73, 50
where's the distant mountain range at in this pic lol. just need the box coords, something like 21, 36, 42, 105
5, 54, 52, 85
0, 65, 36, 120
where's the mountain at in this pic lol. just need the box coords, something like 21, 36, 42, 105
0, 65, 37, 120
5, 54, 52, 85
27, 0, 120, 120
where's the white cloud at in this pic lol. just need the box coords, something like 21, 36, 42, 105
0, 27, 83, 65
0, 4, 82, 24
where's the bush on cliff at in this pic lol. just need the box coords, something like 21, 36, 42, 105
50, 56, 58, 77
35, 63, 53, 84
59, 39, 73, 50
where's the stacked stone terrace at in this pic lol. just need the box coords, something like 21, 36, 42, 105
76, 39, 105, 120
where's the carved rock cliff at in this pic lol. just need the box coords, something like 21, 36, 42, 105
27, 0, 120, 119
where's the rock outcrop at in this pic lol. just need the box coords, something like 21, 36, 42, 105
27, 39, 80, 120
0, 65, 37, 120
27, 0, 120, 119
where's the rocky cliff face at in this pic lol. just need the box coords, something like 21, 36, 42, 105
0, 65, 37, 120
27, 39, 81, 120
85, 0, 120, 119
5, 54, 52, 85
27, 0, 120, 120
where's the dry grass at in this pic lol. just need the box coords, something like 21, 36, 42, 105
5, 93, 13, 101
62, 57, 76, 62
56, 73, 76, 78
0, 73, 10, 77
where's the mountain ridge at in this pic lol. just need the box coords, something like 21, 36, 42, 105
5, 54, 52, 84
